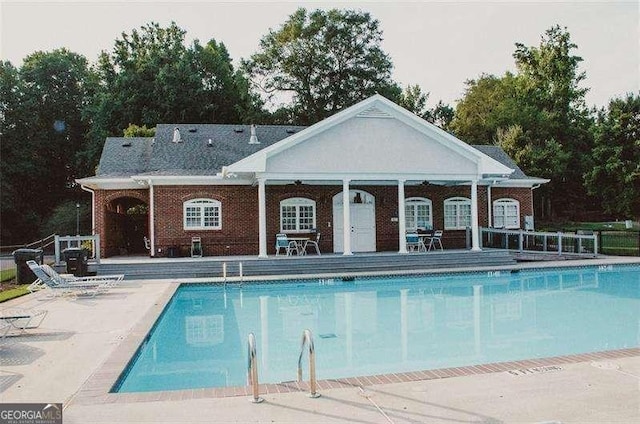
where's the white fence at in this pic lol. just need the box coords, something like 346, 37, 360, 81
54, 235, 101, 265
480, 228, 598, 256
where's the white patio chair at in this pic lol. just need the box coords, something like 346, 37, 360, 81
26, 261, 118, 297
406, 232, 421, 252
275, 234, 297, 256
304, 231, 321, 255
427, 230, 444, 251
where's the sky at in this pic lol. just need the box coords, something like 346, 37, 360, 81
1, 0, 638, 109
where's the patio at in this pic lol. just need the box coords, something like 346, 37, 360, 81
1, 258, 639, 423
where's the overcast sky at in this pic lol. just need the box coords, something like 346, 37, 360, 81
1, 1, 638, 109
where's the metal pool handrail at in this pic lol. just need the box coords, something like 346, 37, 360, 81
297, 329, 321, 398
247, 333, 263, 403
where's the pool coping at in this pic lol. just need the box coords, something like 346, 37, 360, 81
70, 260, 640, 406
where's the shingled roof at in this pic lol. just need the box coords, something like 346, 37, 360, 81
95, 124, 530, 180
96, 124, 306, 177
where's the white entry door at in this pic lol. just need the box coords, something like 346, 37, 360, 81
333, 191, 376, 253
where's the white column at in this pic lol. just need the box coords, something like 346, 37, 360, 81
342, 179, 353, 255
148, 180, 156, 256
258, 178, 267, 258
487, 184, 492, 228
470, 180, 481, 251
398, 179, 407, 253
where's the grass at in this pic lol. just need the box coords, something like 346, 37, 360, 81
0, 284, 30, 303
0, 265, 31, 302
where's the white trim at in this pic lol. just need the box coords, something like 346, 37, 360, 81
279, 197, 316, 233
493, 198, 521, 229
183, 198, 222, 230
444, 197, 472, 230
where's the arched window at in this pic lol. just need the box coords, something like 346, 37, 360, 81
493, 198, 520, 229
405, 197, 433, 231
183, 199, 221, 230
280, 198, 316, 233
444, 197, 471, 230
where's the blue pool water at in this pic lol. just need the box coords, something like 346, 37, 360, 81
115, 265, 640, 393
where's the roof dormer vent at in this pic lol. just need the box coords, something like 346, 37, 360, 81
234, 127, 244, 133
122, 140, 132, 147
172, 127, 182, 143
286, 128, 296, 134
207, 138, 213, 147
188, 128, 197, 133
249, 124, 260, 144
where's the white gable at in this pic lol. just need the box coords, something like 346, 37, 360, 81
267, 116, 477, 175
228, 95, 513, 181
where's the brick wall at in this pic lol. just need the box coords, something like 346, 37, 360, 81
94, 184, 533, 257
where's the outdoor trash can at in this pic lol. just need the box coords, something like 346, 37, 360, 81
62, 247, 88, 277
12, 248, 44, 284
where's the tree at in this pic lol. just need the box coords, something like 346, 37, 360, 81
450, 26, 594, 219
398, 84, 428, 117
123, 124, 156, 137
85, 22, 264, 167
584, 93, 640, 219
244, 8, 400, 124
0, 50, 94, 244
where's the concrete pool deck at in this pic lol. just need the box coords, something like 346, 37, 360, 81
1, 257, 639, 423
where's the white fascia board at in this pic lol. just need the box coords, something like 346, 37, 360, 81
75, 177, 143, 190
131, 175, 253, 186
492, 178, 551, 188
258, 171, 484, 182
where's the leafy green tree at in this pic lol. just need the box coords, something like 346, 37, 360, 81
451, 26, 594, 219
398, 84, 428, 116
1, 50, 94, 244
584, 93, 640, 219
244, 8, 400, 124
86, 22, 264, 167
123, 124, 156, 137
398, 85, 454, 130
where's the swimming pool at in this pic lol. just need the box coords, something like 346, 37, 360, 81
114, 265, 640, 393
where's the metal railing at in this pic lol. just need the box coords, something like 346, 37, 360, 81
247, 333, 263, 403
0, 234, 56, 256
297, 329, 320, 398
480, 227, 598, 256
54, 235, 101, 265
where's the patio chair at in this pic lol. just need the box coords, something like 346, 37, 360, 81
191, 236, 203, 258
304, 231, 321, 255
406, 232, 422, 252
275, 234, 297, 256
41, 264, 124, 288
427, 230, 444, 251
0, 308, 47, 334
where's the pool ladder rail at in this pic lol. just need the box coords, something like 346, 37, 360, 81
246, 329, 320, 403
247, 333, 263, 403
222, 262, 244, 287
298, 329, 321, 398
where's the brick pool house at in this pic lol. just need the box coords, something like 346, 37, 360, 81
77, 95, 548, 258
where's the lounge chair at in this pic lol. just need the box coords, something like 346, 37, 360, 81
40, 264, 123, 288
0, 308, 47, 333
25, 261, 119, 297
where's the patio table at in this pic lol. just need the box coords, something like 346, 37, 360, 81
287, 237, 310, 255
